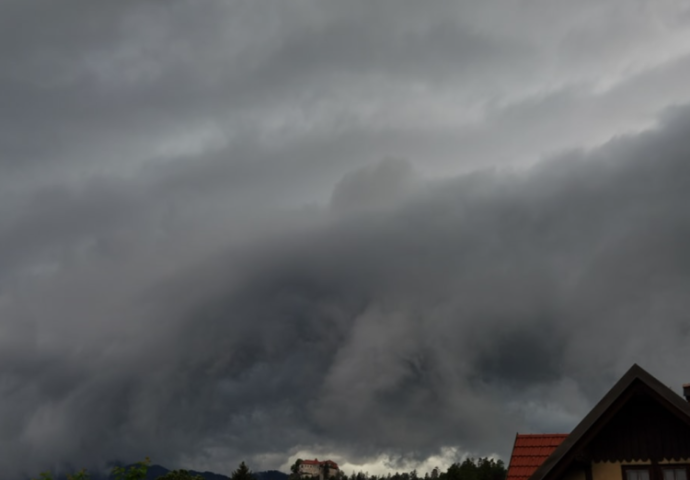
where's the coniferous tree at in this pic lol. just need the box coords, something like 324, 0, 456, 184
231, 462, 255, 480
445, 462, 461, 480
290, 460, 304, 480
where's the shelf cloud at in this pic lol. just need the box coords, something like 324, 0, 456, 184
2, 1, 690, 478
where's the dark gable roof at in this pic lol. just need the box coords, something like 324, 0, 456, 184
529, 364, 690, 480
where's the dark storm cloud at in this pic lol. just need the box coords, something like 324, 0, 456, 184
1, 0, 527, 168
166, 104, 690, 465
4, 0, 690, 478
5, 105, 690, 477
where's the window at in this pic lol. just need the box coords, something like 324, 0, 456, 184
626, 469, 651, 480
663, 468, 688, 480
622, 465, 690, 480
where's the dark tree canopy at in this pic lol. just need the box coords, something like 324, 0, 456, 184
440, 458, 506, 480
231, 462, 256, 480
155, 470, 205, 480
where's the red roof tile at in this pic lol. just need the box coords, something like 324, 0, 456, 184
506, 434, 569, 480
299, 459, 339, 469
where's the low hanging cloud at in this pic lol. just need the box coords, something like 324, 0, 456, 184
330, 158, 421, 213
4, 104, 690, 478
4, 1, 690, 478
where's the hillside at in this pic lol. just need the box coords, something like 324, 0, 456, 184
23, 464, 289, 480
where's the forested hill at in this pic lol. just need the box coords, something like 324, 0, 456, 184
22, 465, 289, 480
24, 456, 505, 480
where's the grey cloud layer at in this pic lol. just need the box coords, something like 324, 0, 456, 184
3, 0, 690, 478
4, 106, 690, 478
4, 0, 690, 176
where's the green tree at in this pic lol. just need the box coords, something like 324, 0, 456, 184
68, 470, 91, 480
231, 461, 255, 480
459, 458, 479, 480
290, 459, 304, 480
292, 460, 304, 474
477, 458, 506, 480
112, 457, 152, 480
32, 457, 152, 480
32, 470, 93, 480
155, 469, 205, 480
445, 463, 461, 480
441, 456, 507, 480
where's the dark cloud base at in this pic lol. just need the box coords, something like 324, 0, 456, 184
5, 104, 690, 477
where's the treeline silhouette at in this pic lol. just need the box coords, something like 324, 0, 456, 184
290, 457, 506, 480
28, 459, 257, 480
29, 456, 505, 480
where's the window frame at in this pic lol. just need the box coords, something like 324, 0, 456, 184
621, 464, 690, 480
622, 465, 653, 480
659, 464, 690, 480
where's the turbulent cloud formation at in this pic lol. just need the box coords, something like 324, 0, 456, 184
3, 0, 690, 478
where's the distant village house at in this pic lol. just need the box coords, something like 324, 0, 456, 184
299, 459, 340, 480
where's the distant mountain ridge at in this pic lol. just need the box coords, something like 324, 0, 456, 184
22, 464, 289, 480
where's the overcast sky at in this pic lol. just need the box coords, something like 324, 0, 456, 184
3, 0, 690, 478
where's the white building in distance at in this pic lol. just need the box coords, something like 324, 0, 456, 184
298, 459, 340, 480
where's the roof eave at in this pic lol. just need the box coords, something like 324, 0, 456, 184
528, 364, 690, 480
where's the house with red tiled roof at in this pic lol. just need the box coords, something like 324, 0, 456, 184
506, 365, 690, 480
298, 459, 340, 480
507, 434, 569, 480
